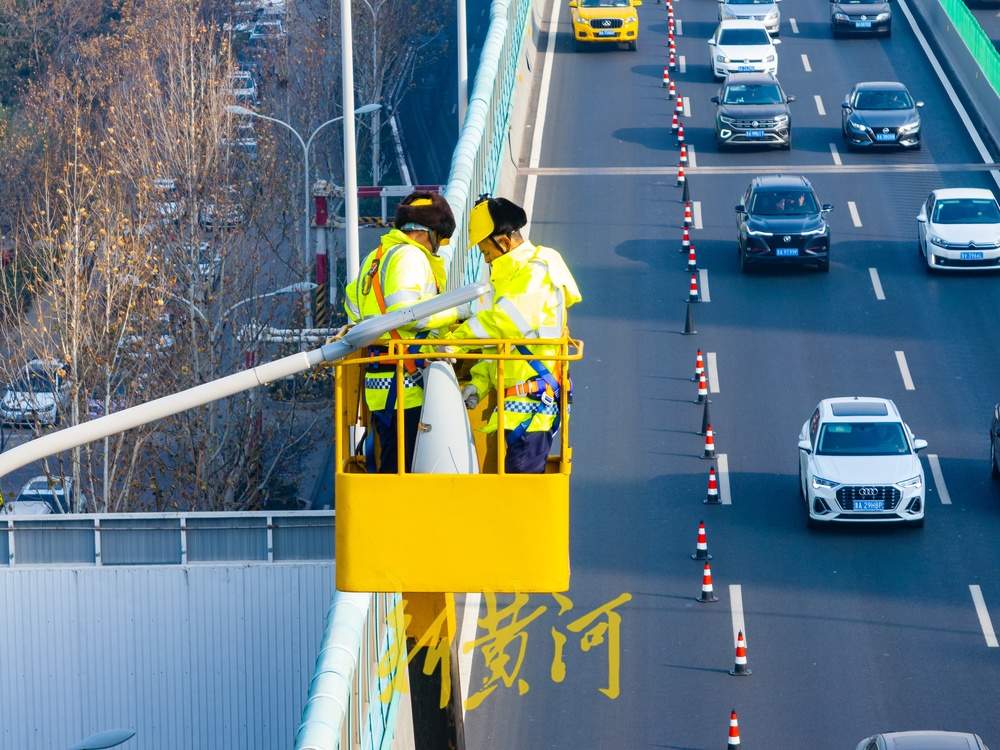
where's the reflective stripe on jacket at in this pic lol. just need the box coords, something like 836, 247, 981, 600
447, 242, 581, 433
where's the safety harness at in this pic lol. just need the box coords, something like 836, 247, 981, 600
503, 344, 568, 446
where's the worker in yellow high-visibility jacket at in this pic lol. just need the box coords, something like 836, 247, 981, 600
344, 191, 458, 472
448, 195, 581, 473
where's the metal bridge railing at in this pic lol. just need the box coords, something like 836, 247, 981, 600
294, 0, 533, 745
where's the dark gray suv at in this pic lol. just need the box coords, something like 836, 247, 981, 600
712, 73, 795, 150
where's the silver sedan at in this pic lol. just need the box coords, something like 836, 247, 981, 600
718, 0, 781, 35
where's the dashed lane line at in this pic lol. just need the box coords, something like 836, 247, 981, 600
801, 53, 812, 72
789, 17, 799, 33
927, 454, 952, 505
688, 144, 698, 168
693, 201, 703, 229
717, 454, 732, 505
848, 200, 863, 227
829, 142, 842, 166
679, 55, 687, 74
698, 269, 711, 302
895, 350, 915, 391
969, 585, 999, 648
729, 584, 746, 646
683, 96, 691, 117
676, 18, 683, 35
814, 94, 826, 116
707, 352, 720, 393
868, 267, 885, 300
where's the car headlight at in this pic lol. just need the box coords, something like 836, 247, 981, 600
773, 114, 789, 125
746, 227, 773, 236
875, 12, 890, 20
812, 476, 839, 489
800, 225, 828, 236
719, 114, 737, 125
624, 15, 637, 23
834, 12, 849, 20
766, 10, 779, 18
898, 120, 920, 134
897, 475, 922, 489
848, 119, 868, 133
766, 54, 776, 62
929, 234, 949, 247
716, 55, 728, 63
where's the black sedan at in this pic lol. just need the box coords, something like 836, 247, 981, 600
830, 0, 891, 35
712, 73, 795, 150
735, 175, 833, 272
842, 81, 924, 149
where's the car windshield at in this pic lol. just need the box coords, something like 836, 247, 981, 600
727, 0, 772, 5
580, 0, 630, 6
15, 493, 66, 512
723, 83, 783, 104
932, 198, 1000, 224
854, 89, 913, 110
817, 422, 910, 456
718, 28, 771, 45
750, 189, 819, 216
9, 372, 56, 393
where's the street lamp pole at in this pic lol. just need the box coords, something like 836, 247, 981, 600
341, 0, 361, 284
457, 0, 468, 126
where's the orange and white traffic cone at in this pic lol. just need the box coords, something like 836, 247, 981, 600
691, 520, 712, 560
676, 96, 684, 117
680, 143, 689, 164
696, 562, 719, 603
705, 466, 720, 503
682, 225, 691, 249
688, 271, 699, 301
669, 49, 677, 69
696, 372, 708, 403
730, 631, 751, 676
727, 710, 742, 748
692, 348, 704, 381
668, 30, 675, 44
677, 123, 686, 144
687, 245, 698, 273
668, 7, 675, 20
668, 79, 677, 99
662, 67, 670, 87
671, 112, 679, 131
683, 202, 693, 226
677, 162, 686, 186
702, 424, 716, 458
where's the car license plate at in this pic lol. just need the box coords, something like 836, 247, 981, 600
855, 500, 884, 512
776, 247, 798, 256
855, 20, 872, 27
960, 251, 984, 260
737, 65, 754, 72
596, 30, 617, 37
875, 132, 896, 142
745, 129, 766, 138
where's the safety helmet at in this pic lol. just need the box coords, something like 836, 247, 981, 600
394, 191, 456, 238
468, 195, 528, 249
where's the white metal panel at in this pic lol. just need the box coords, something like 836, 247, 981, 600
0, 563, 334, 749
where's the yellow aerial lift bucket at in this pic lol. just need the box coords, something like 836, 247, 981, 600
332, 336, 583, 593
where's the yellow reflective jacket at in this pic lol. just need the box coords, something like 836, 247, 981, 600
344, 229, 457, 410
447, 242, 581, 434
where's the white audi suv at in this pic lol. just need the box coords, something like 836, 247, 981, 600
798, 397, 927, 527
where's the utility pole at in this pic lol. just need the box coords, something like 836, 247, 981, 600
342, 0, 361, 282
457, 0, 469, 126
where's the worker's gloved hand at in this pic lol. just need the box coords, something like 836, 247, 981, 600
327, 323, 353, 343
454, 302, 473, 321
461, 384, 480, 410
436, 344, 459, 364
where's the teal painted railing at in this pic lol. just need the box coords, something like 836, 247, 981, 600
294, 0, 533, 746
938, 0, 1000, 97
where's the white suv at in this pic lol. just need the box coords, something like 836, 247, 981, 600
708, 20, 779, 79
798, 397, 927, 527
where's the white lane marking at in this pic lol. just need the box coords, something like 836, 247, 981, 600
521, 0, 561, 235
717, 454, 732, 505
969, 585, 999, 648
895, 0, 1000, 192
927, 454, 952, 505
676, 18, 683, 35
693, 201, 703, 229
814, 94, 826, 116
679, 55, 687, 74
729, 584, 745, 646
848, 200, 862, 227
683, 96, 691, 117
829, 142, 842, 166
868, 267, 885, 300
459, 592, 481, 713
801, 53, 812, 72
707, 352, 720, 393
688, 144, 698, 168
895, 350, 915, 391
698, 269, 710, 302
789, 17, 799, 33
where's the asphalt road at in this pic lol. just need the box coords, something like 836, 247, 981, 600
463, 0, 1000, 746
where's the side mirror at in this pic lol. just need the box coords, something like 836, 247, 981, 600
710, 95, 720, 104
841, 101, 851, 109
798, 440, 812, 454
821, 203, 833, 212
786, 94, 797, 103
773, 38, 782, 44
915, 100, 925, 108
916, 212, 926, 222
735, 204, 745, 212
568, 0, 578, 6
708, 39, 717, 45
913, 438, 928, 451
631, 0, 643, 5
